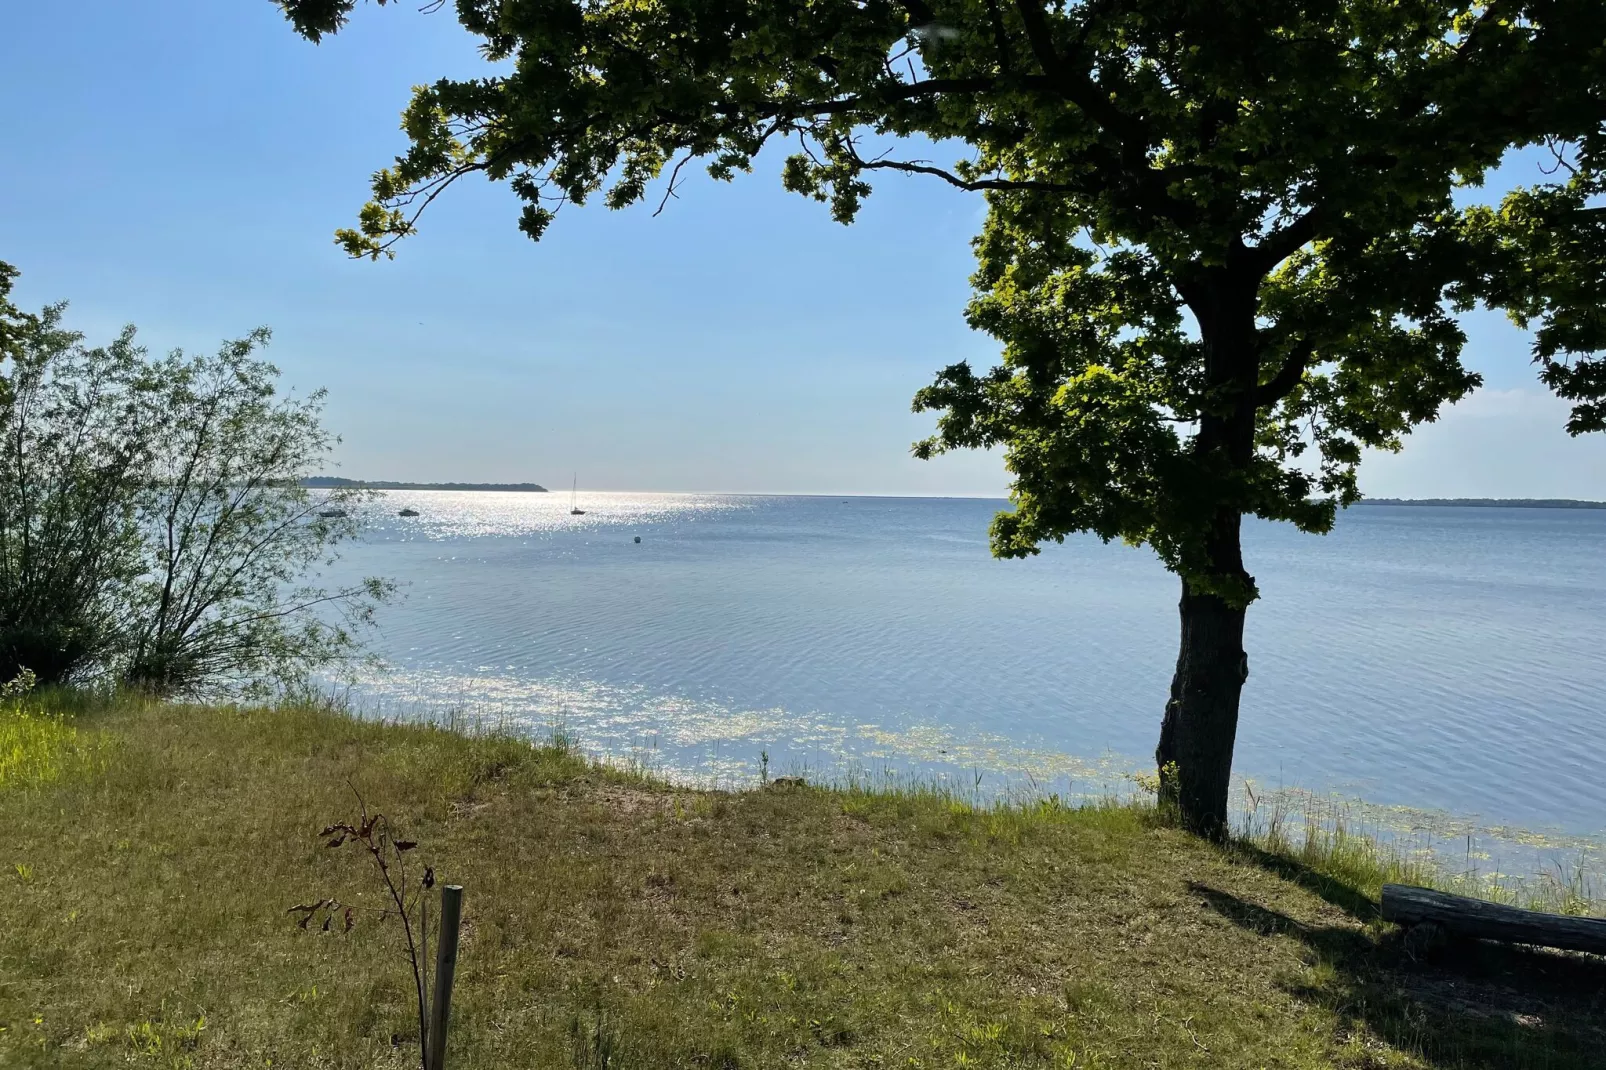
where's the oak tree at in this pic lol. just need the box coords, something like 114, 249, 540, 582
280, 0, 1606, 834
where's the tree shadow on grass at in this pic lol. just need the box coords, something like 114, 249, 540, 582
1190, 881, 1606, 1069
1227, 841, 1381, 920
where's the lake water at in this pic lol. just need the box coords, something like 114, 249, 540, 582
325, 492, 1606, 847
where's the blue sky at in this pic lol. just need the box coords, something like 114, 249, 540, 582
2, 1, 1602, 498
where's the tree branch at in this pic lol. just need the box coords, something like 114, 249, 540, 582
1233, 0, 1529, 272
1255, 338, 1317, 406
354, 158, 496, 258
774, 76, 1018, 118
983, 0, 1014, 76
847, 152, 1077, 193
652, 153, 694, 217
1010, 0, 1129, 136
1244, 207, 1324, 275
1011, 0, 1064, 83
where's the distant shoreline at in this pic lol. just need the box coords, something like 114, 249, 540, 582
1360, 498, 1606, 509
303, 477, 548, 493
297, 482, 1603, 507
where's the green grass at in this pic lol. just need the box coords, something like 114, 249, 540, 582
1234, 787, 1602, 919
0, 696, 107, 791
1, 697, 1602, 1069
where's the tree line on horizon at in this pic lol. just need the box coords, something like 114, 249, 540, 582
1364, 497, 1606, 508
302, 476, 551, 492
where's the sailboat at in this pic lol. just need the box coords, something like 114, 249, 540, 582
569, 474, 586, 516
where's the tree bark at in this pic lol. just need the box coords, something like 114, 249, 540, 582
1158, 270, 1259, 837
1381, 884, 1606, 954
1156, 556, 1250, 838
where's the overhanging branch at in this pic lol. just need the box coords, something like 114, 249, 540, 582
845, 144, 1077, 193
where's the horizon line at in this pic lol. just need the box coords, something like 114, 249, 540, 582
309, 479, 1606, 506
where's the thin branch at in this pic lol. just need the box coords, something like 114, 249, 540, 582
359, 160, 493, 258
780, 76, 1018, 117
1541, 136, 1579, 177
365, 75, 1011, 254
841, 139, 1076, 193
652, 154, 694, 217
355, 789, 430, 1070
860, 158, 1076, 193
216, 584, 385, 629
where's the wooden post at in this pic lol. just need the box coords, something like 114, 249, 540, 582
426, 885, 464, 1070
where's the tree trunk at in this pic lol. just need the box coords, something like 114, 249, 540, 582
1156, 271, 1259, 838
1155, 561, 1249, 838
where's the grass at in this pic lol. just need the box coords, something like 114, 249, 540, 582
1234, 787, 1602, 919
0, 696, 1602, 1069
0, 695, 106, 791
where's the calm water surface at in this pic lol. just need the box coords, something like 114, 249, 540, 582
325, 493, 1605, 841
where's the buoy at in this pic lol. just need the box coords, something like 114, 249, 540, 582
633, 536, 641, 544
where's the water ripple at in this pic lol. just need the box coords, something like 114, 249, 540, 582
321, 495, 1606, 843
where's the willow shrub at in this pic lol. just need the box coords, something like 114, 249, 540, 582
0, 270, 390, 697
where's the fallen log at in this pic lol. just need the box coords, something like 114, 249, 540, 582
1381, 884, 1606, 955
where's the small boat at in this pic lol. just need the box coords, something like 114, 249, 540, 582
569, 474, 586, 516
317, 508, 347, 519
398, 508, 420, 517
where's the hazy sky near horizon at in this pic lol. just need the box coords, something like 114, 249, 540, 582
3, 2, 1604, 498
